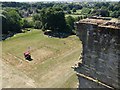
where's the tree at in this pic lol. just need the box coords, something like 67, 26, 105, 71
21, 19, 34, 28
110, 11, 120, 18
33, 14, 40, 21
72, 8, 76, 13
91, 9, 109, 17
2, 9, 22, 34
108, 4, 114, 11
67, 10, 71, 14
100, 10, 109, 17
81, 8, 91, 15
2, 14, 9, 34
34, 21, 42, 29
66, 16, 75, 33
34, 7, 67, 32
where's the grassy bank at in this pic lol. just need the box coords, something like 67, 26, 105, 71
2, 29, 82, 88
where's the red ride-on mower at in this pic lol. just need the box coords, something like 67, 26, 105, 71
24, 51, 32, 61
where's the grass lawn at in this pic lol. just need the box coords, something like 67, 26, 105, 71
23, 16, 33, 21
65, 14, 82, 18
76, 10, 82, 14
2, 29, 82, 88
70, 9, 82, 15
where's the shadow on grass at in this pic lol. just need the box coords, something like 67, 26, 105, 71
1, 29, 31, 41
1, 29, 75, 41
44, 30, 74, 38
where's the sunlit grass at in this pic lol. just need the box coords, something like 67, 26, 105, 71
2, 29, 82, 88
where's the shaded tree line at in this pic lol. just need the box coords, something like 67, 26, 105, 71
2, 1, 120, 37
2, 8, 33, 34
2, 7, 77, 35
2, 9, 22, 34
33, 7, 76, 34
2, 1, 120, 18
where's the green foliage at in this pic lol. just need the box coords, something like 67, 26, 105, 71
2, 14, 9, 34
67, 10, 71, 14
110, 11, 120, 18
94, 2, 110, 9
2, 2, 120, 19
94, 2, 120, 18
101, 6, 108, 10
66, 16, 75, 32
81, 8, 91, 15
21, 19, 34, 28
2, 2, 30, 7
33, 7, 68, 33
108, 4, 114, 11
91, 9, 109, 17
2, 9, 22, 34
2, 1, 120, 36
72, 8, 76, 13
109, 2, 120, 18
34, 21, 42, 29
74, 16, 81, 21
33, 14, 40, 21
65, 15, 80, 34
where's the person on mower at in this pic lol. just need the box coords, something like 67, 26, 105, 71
24, 51, 31, 60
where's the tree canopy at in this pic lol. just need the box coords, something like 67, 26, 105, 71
33, 7, 67, 32
1, 1, 120, 36
2, 9, 22, 34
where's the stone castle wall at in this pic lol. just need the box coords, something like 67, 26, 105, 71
75, 22, 120, 88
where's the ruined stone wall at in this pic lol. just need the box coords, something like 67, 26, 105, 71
75, 23, 120, 88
